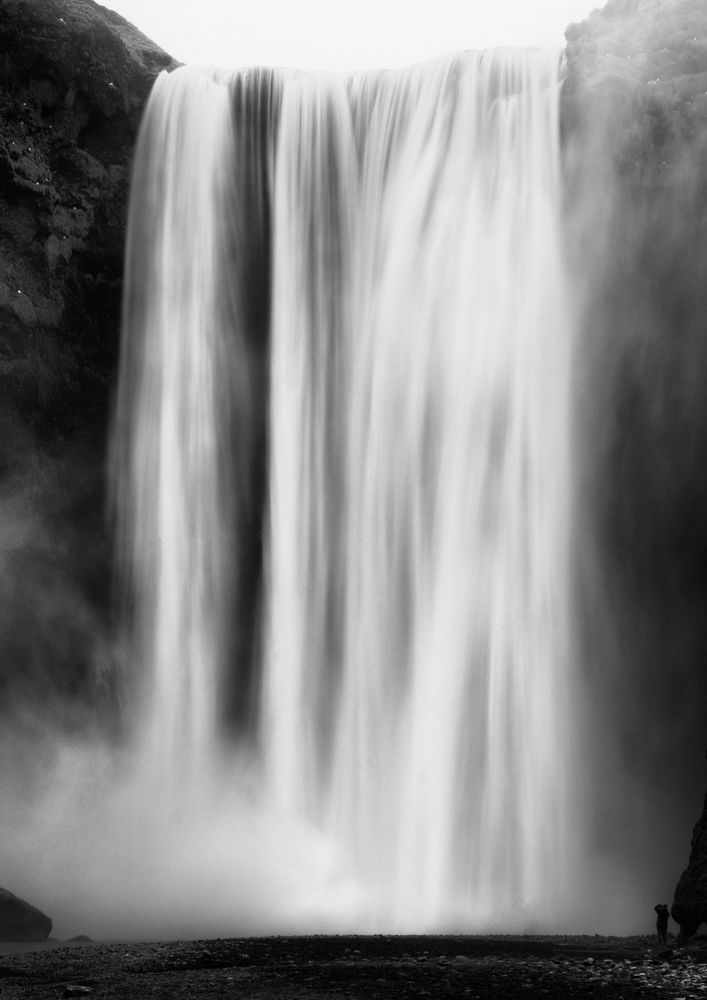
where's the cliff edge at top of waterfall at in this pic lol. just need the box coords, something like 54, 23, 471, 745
564, 0, 707, 100
0, 0, 177, 444
0, 0, 177, 118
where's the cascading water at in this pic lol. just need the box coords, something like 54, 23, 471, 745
113, 48, 578, 931
113, 69, 243, 791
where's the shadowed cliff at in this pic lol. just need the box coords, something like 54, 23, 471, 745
0, 0, 175, 730
564, 0, 707, 934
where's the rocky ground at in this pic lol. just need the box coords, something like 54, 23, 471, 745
1, 934, 707, 999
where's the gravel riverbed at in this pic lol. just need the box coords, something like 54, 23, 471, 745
1, 934, 706, 999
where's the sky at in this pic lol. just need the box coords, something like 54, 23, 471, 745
105, 0, 600, 71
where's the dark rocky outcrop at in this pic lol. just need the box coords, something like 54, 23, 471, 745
0, 0, 176, 438
672, 790, 707, 942
0, 0, 175, 728
0, 886, 52, 940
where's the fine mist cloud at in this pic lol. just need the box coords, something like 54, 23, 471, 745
0, 413, 379, 942
0, 738, 370, 940
0, 409, 116, 735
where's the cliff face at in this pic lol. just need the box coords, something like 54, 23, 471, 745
563, 11, 707, 619
564, 0, 707, 939
0, 0, 174, 726
0, 0, 174, 439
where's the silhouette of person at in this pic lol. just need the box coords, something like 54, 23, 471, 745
655, 903, 670, 945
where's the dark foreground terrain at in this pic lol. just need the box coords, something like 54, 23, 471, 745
1, 934, 707, 999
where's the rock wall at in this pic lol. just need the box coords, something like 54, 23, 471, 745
564, 0, 707, 936
0, 0, 175, 436
0, 0, 174, 728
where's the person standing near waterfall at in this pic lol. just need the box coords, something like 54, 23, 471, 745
655, 904, 670, 945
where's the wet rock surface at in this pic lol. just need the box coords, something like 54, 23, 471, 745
2, 935, 707, 999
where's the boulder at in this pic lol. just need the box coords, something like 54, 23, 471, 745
672, 791, 707, 942
0, 886, 52, 941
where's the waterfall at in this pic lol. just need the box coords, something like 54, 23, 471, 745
113, 69, 242, 789
113, 48, 577, 930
